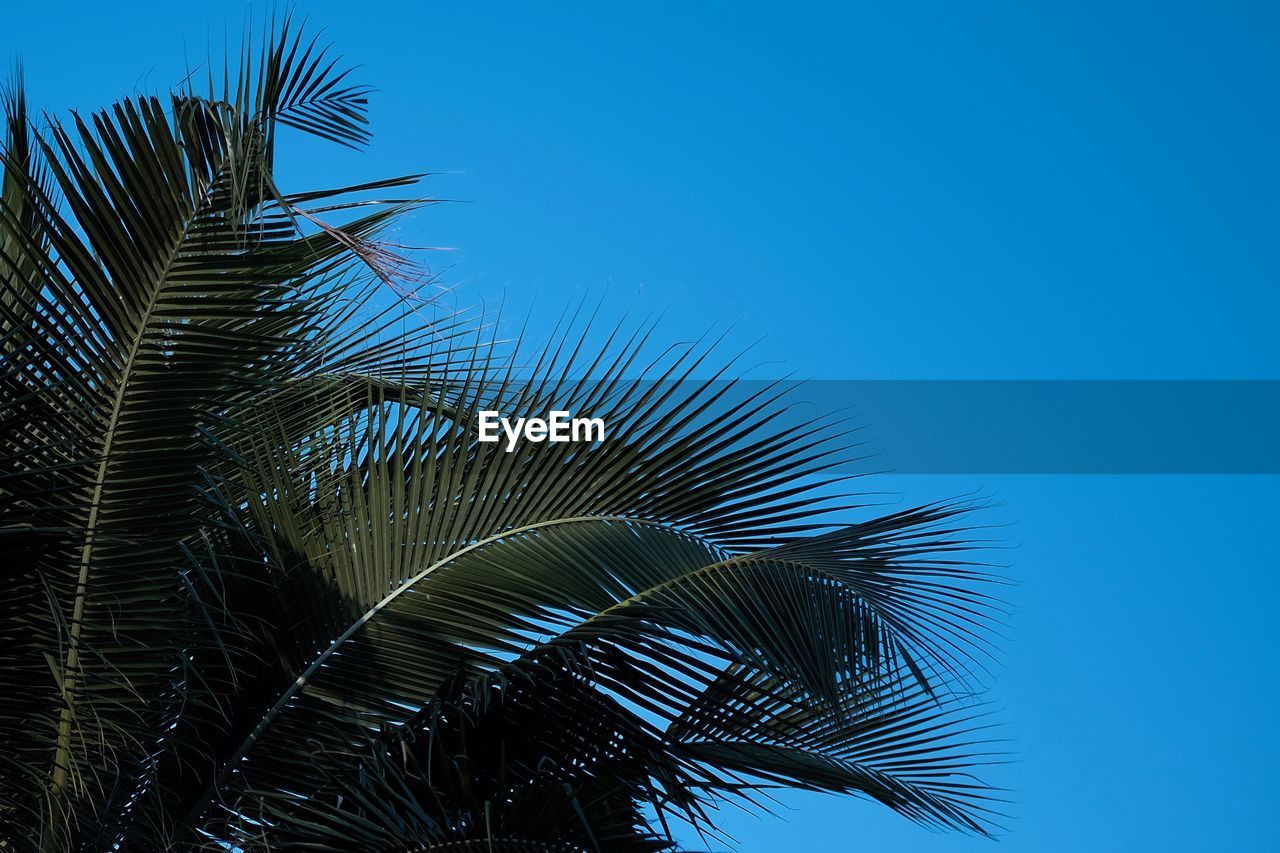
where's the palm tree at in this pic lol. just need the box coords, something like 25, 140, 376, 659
0, 19, 1005, 852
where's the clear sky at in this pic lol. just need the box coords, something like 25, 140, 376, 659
7, 2, 1279, 849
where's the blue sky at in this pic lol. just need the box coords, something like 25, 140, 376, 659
7, 2, 1279, 849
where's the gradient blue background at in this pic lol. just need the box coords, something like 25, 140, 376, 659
8, 3, 1279, 849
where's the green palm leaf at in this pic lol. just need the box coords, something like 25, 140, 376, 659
180, 333, 1005, 846
0, 21, 466, 850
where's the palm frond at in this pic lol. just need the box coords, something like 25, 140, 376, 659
177, 325, 1005, 846
0, 22, 465, 851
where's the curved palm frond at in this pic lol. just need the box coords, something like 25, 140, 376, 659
0, 19, 470, 851
180, 328, 1007, 847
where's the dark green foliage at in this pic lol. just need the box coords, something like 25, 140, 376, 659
0, 18, 1007, 852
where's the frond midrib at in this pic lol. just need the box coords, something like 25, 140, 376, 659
192, 513, 689, 827
49, 141, 230, 799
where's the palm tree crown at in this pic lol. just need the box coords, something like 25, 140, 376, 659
0, 19, 1006, 852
